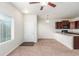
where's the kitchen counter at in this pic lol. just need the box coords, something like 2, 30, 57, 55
54, 32, 79, 49
56, 32, 79, 36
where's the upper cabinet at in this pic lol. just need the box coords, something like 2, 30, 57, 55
56, 20, 70, 29
62, 20, 70, 29
56, 20, 79, 29
56, 22, 63, 29
75, 21, 79, 29
70, 21, 75, 29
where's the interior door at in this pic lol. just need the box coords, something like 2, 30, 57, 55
24, 15, 37, 42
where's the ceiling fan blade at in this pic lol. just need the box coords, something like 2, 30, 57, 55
40, 6, 43, 10
29, 2, 40, 4
48, 2, 56, 7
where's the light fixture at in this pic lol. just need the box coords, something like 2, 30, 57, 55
46, 20, 50, 23
46, 15, 50, 23
23, 10, 29, 14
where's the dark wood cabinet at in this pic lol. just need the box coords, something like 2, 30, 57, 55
56, 22, 63, 29
55, 22, 59, 29
74, 36, 79, 49
75, 21, 79, 29
56, 20, 79, 29
62, 20, 70, 29
70, 21, 75, 29
62, 20, 69, 25
56, 20, 70, 29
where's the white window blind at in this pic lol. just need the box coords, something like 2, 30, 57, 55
0, 13, 12, 43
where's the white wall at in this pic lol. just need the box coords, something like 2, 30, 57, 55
38, 15, 65, 39
0, 3, 24, 56
38, 16, 55, 39
24, 14, 37, 42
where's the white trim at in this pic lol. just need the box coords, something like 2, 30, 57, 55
4, 42, 22, 56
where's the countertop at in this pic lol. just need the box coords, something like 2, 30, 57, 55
56, 32, 79, 36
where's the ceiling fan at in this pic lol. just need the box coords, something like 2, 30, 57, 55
29, 2, 56, 10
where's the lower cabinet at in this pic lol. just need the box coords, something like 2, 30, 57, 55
74, 36, 79, 49
54, 33, 79, 49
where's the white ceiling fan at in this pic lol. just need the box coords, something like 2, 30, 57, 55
29, 2, 56, 10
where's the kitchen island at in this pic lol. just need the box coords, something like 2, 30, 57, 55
54, 32, 79, 49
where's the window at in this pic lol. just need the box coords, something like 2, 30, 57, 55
0, 13, 13, 43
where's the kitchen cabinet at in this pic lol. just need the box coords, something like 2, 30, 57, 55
56, 22, 63, 29
75, 21, 79, 29
54, 32, 79, 49
56, 20, 79, 29
74, 36, 79, 49
56, 20, 70, 29
70, 21, 75, 29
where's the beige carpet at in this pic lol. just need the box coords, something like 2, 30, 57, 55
8, 39, 79, 56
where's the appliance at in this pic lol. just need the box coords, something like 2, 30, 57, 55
63, 25, 69, 29
62, 30, 68, 33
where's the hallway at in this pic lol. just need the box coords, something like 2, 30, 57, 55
8, 39, 79, 56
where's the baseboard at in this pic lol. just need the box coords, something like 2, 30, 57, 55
38, 38, 54, 40
6, 42, 23, 56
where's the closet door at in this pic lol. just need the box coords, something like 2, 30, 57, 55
24, 15, 37, 42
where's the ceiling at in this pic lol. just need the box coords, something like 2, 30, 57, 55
11, 2, 79, 19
